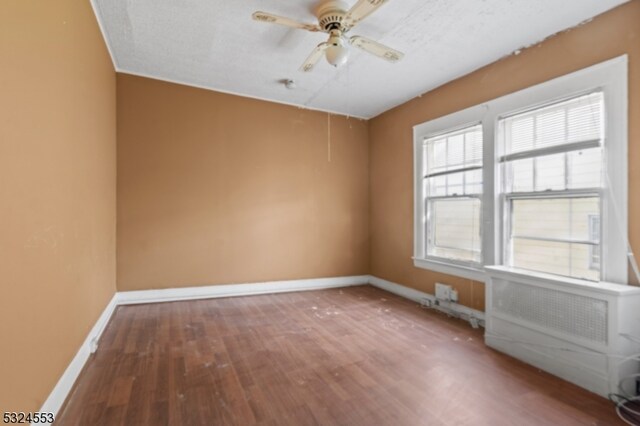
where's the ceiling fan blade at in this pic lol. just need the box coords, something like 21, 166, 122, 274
350, 36, 404, 62
343, 0, 389, 29
299, 43, 329, 72
252, 12, 321, 33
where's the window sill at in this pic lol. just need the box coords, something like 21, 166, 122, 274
413, 257, 486, 282
484, 265, 640, 296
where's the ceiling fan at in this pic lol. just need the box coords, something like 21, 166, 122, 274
252, 0, 404, 72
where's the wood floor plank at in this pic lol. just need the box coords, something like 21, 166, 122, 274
55, 285, 624, 425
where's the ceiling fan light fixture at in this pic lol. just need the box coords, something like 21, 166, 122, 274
252, 0, 403, 73
325, 34, 350, 67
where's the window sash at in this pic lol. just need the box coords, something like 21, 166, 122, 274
512, 235, 599, 246
425, 195, 483, 264
424, 165, 482, 179
503, 193, 602, 281
499, 92, 605, 281
504, 189, 601, 199
423, 124, 483, 175
500, 139, 601, 163
422, 124, 483, 265
425, 168, 483, 197
500, 91, 604, 156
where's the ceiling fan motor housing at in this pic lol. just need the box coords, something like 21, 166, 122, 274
316, 0, 349, 31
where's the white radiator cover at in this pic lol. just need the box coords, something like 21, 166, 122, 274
485, 266, 640, 397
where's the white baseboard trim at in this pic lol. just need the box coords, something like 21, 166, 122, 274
117, 275, 370, 305
37, 275, 368, 422
368, 276, 485, 324
38, 274, 483, 423
38, 293, 118, 424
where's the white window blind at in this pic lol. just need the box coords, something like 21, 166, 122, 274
423, 124, 483, 263
500, 92, 604, 281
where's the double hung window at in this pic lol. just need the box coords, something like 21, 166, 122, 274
413, 56, 628, 285
423, 125, 483, 264
500, 93, 604, 281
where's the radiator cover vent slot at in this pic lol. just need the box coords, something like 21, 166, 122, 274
492, 279, 608, 344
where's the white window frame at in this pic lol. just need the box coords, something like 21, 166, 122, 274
413, 55, 628, 285
499, 92, 604, 282
414, 107, 489, 281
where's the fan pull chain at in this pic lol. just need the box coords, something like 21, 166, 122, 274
327, 113, 331, 163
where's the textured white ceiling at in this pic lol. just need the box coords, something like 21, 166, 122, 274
92, 0, 628, 119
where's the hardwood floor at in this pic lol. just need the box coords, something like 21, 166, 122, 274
56, 285, 623, 425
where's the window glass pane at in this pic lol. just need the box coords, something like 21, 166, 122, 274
510, 197, 600, 281
513, 198, 569, 240
429, 171, 482, 196
535, 109, 566, 149
535, 153, 565, 191
425, 125, 482, 174
568, 101, 603, 143
511, 198, 599, 241
503, 92, 603, 154
447, 134, 465, 167
428, 198, 481, 263
512, 239, 599, 281
428, 139, 447, 173
509, 158, 534, 192
570, 198, 600, 242
447, 172, 464, 196
427, 175, 447, 197
465, 130, 483, 163
508, 116, 535, 153
506, 148, 601, 194
465, 169, 483, 195
568, 148, 602, 189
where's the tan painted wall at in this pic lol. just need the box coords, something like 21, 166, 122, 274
116, 75, 370, 291
0, 0, 116, 412
369, 0, 640, 311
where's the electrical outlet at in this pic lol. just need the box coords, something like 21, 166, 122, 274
450, 289, 459, 303
435, 283, 451, 301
